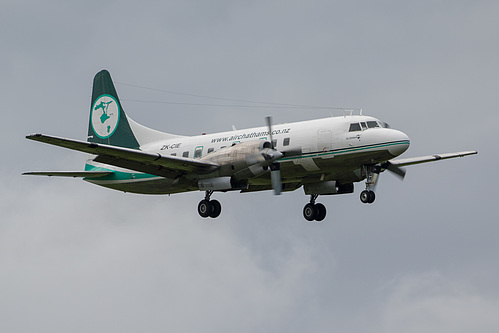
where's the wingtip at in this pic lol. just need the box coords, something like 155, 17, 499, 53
462, 150, 478, 157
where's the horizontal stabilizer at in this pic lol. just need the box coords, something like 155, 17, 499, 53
390, 151, 478, 167
23, 171, 112, 178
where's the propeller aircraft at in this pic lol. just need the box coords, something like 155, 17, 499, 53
24, 70, 477, 221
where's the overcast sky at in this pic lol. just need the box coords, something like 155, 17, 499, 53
1, 1, 498, 332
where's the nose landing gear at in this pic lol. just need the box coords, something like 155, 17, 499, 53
360, 165, 380, 204
198, 191, 222, 218
303, 194, 327, 222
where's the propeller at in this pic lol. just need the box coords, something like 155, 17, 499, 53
381, 161, 406, 180
265, 116, 283, 195
364, 162, 405, 199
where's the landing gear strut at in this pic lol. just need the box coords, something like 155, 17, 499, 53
303, 194, 326, 222
198, 191, 222, 218
360, 165, 379, 204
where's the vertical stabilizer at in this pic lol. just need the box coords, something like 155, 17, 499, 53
88, 70, 140, 149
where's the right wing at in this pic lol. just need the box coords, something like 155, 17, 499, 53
22, 171, 112, 178
25, 134, 219, 178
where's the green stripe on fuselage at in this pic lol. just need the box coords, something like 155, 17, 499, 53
281, 140, 410, 161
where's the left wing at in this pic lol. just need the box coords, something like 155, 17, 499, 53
25, 134, 219, 178
381, 150, 477, 180
389, 151, 478, 167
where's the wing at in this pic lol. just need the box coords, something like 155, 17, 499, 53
389, 151, 477, 167
26, 134, 219, 178
382, 150, 477, 180
22, 171, 112, 178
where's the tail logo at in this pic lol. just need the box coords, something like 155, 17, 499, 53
91, 94, 120, 139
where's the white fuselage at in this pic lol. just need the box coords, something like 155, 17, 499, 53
85, 115, 410, 194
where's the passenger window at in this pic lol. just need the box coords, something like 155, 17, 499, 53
194, 147, 203, 159
367, 121, 379, 128
349, 123, 361, 132
171, 153, 177, 156
272, 139, 277, 148
182, 151, 189, 158
207, 148, 214, 154
283, 138, 290, 146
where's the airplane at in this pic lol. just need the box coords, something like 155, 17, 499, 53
24, 70, 477, 221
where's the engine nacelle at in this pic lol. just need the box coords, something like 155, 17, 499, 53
198, 176, 232, 191
198, 176, 247, 191
200, 140, 281, 179
303, 181, 354, 195
304, 181, 338, 195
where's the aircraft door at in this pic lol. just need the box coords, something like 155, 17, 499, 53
317, 129, 332, 152
194, 146, 203, 159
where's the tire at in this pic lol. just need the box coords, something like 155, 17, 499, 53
368, 190, 376, 204
198, 199, 212, 218
314, 203, 326, 222
209, 200, 222, 218
303, 203, 316, 221
360, 190, 370, 204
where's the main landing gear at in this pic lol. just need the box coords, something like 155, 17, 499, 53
360, 165, 379, 204
303, 194, 326, 222
360, 190, 375, 204
198, 190, 221, 218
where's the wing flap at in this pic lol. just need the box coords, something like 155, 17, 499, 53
390, 150, 477, 167
26, 134, 219, 177
92, 155, 183, 179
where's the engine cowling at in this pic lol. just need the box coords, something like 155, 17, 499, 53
199, 140, 282, 179
303, 181, 354, 195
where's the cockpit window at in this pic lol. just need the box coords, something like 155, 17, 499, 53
350, 121, 383, 132
349, 123, 362, 132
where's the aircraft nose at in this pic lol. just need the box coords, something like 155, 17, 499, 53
387, 129, 410, 157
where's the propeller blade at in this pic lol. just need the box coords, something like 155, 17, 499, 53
265, 116, 275, 149
384, 162, 406, 180
270, 163, 282, 195
265, 116, 282, 194
370, 172, 380, 191
262, 150, 283, 163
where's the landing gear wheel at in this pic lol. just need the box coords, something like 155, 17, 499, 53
314, 203, 327, 222
198, 199, 212, 218
360, 190, 376, 204
209, 200, 222, 218
303, 203, 327, 222
303, 203, 316, 221
367, 191, 375, 204
360, 190, 369, 203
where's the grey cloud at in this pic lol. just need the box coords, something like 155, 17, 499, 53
1, 1, 497, 332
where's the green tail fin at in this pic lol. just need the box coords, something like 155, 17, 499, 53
88, 70, 140, 149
